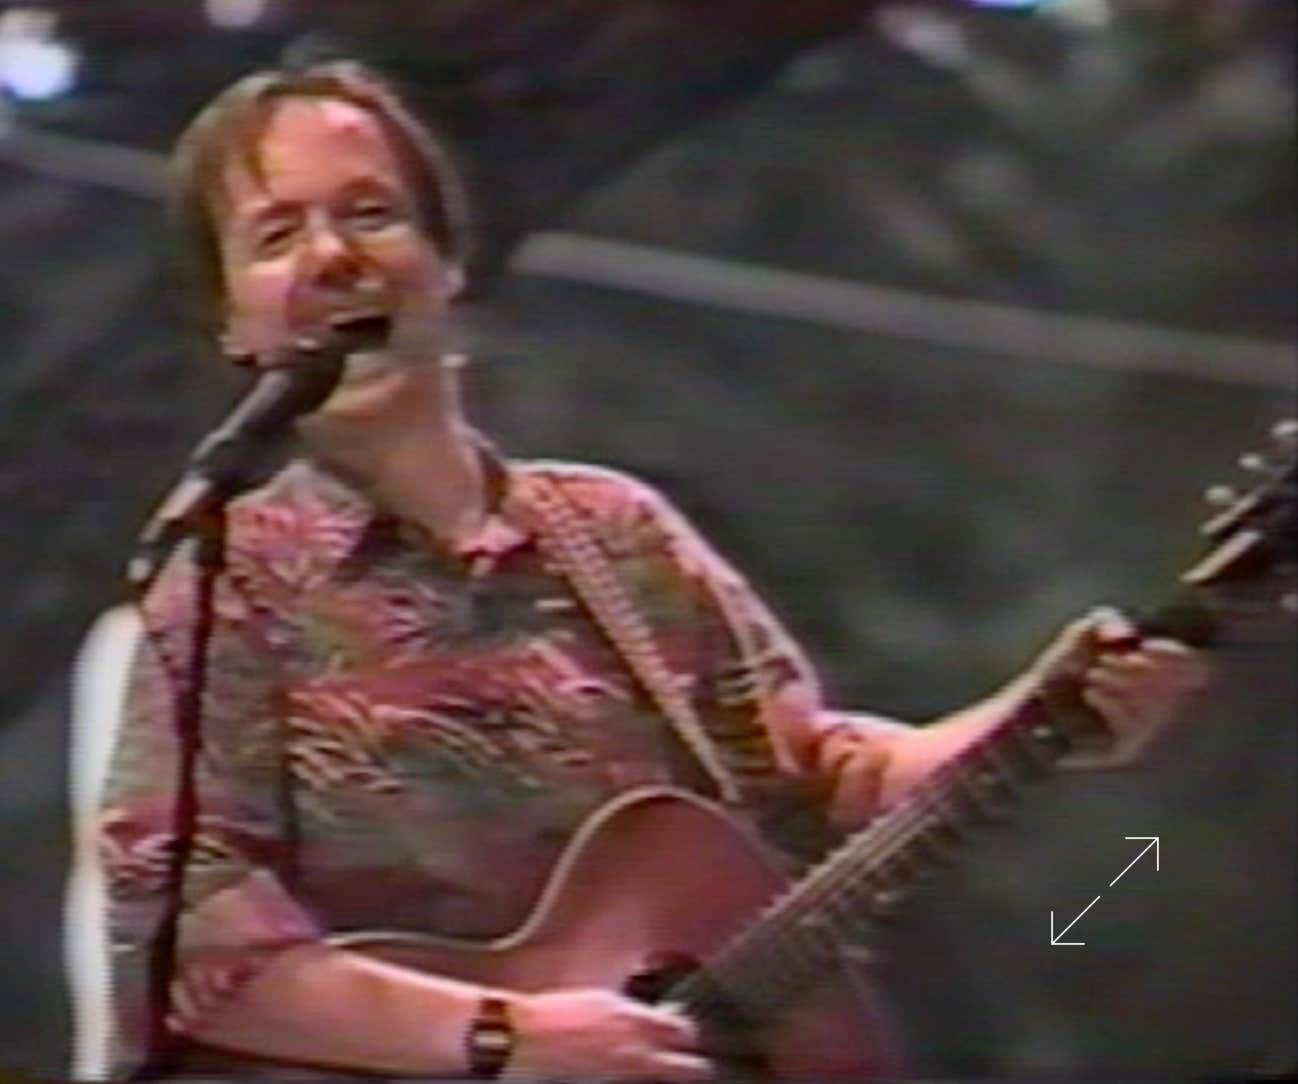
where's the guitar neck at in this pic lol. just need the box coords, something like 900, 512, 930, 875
671, 594, 1222, 1020
671, 425, 1297, 1020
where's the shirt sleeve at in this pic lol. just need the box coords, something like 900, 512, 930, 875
671, 514, 899, 828
563, 467, 901, 830
98, 546, 320, 1076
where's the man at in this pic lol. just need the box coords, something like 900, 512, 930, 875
99, 60, 1204, 1081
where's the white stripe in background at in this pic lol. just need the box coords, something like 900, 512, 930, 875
515, 233, 1295, 390
3, 118, 1292, 389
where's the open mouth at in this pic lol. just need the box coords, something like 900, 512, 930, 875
327, 311, 392, 352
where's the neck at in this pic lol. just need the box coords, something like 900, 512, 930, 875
300, 355, 488, 547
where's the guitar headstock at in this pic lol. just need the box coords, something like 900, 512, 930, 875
1178, 420, 1298, 637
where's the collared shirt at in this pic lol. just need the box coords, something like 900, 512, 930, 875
99, 452, 888, 1074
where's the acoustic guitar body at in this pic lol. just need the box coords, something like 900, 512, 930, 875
334, 786, 906, 1081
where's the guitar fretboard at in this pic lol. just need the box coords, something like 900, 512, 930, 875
671, 694, 1075, 1016
669, 596, 1222, 1019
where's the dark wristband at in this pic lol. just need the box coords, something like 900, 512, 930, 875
465, 994, 514, 1079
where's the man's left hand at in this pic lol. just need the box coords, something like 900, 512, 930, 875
1037, 607, 1210, 768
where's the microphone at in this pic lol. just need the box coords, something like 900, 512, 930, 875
128, 316, 388, 592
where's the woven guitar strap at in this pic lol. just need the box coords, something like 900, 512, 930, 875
513, 472, 835, 862
515, 472, 743, 806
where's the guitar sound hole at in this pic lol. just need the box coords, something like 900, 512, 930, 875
623, 950, 699, 1003
624, 956, 771, 1078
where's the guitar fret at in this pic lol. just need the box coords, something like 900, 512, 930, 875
981, 737, 1026, 797
756, 909, 830, 979
1024, 693, 1079, 756
693, 691, 1093, 1013
910, 809, 963, 866
916, 790, 966, 844
825, 883, 871, 929
865, 879, 908, 917
891, 804, 957, 877
950, 759, 1007, 820
672, 435, 1295, 1031
704, 942, 787, 1013
279, 433, 1294, 1075
989, 722, 1046, 780
870, 872, 914, 916
983, 726, 1039, 794
737, 922, 834, 1008
713, 707, 1065, 999
1005, 715, 1062, 772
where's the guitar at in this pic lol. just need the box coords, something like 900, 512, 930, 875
327, 427, 1296, 1080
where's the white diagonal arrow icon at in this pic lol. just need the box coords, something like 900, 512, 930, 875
1050, 838, 1162, 944
1109, 837, 1160, 887
1050, 894, 1102, 945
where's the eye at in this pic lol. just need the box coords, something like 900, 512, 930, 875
250, 217, 298, 258
347, 198, 400, 230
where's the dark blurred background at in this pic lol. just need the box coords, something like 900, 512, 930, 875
0, 0, 1293, 1078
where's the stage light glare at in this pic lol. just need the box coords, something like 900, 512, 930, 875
0, 36, 77, 100
874, 7, 970, 71
0, 7, 58, 41
1044, 0, 1111, 28
205, 0, 269, 30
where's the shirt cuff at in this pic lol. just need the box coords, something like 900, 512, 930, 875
171, 869, 320, 1034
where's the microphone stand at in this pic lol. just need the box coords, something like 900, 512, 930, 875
132, 502, 227, 1080
130, 440, 274, 1078
122, 323, 373, 1078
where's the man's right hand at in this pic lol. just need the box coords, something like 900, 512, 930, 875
508, 988, 712, 1082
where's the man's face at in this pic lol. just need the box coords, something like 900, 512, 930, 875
214, 96, 459, 379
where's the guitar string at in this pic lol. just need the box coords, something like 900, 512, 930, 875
699, 759, 1029, 1008
778, 706, 1064, 971
687, 780, 946, 1007
758, 709, 1060, 963
676, 447, 1293, 1012
696, 445, 1297, 1003
693, 706, 1068, 1009
699, 577, 1252, 1003
716, 495, 1298, 1003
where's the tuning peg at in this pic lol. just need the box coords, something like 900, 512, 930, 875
1205, 484, 1239, 508
1281, 592, 1298, 617
1239, 452, 1270, 474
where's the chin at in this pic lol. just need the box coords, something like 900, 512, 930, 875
318, 363, 419, 421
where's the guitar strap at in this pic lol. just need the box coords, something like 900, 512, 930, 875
514, 471, 834, 862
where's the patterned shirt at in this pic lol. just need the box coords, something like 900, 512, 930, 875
99, 451, 891, 1076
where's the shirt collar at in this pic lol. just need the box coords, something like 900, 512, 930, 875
285, 432, 534, 574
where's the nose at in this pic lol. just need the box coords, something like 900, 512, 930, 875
302, 214, 361, 288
